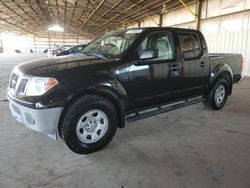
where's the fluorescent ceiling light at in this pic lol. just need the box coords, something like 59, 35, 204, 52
48, 25, 64, 32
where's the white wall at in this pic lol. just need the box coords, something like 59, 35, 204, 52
205, 30, 250, 75
126, 23, 139, 28
140, 15, 160, 27
162, 3, 196, 27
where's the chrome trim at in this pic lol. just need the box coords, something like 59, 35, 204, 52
17, 76, 31, 96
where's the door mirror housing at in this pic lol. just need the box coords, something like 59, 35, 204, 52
139, 49, 158, 60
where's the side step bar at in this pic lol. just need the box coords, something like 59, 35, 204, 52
126, 96, 203, 122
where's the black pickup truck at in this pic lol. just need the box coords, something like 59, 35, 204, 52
8, 27, 242, 154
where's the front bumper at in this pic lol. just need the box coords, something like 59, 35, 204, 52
8, 95, 63, 138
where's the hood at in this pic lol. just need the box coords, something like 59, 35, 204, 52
16, 54, 117, 77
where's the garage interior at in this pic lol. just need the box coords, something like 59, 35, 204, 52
0, 0, 250, 187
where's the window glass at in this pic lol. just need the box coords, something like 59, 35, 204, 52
137, 32, 174, 61
178, 33, 202, 59
193, 34, 202, 56
82, 29, 143, 58
140, 37, 148, 50
200, 35, 207, 50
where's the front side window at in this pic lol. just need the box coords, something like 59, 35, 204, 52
137, 32, 175, 61
178, 33, 202, 60
81, 29, 144, 58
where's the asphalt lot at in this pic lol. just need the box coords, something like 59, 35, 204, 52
0, 54, 250, 188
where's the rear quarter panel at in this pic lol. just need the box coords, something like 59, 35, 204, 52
209, 53, 242, 75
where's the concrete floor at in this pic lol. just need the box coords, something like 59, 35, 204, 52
0, 54, 250, 188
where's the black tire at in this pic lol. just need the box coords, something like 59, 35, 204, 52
60, 94, 118, 154
203, 78, 229, 110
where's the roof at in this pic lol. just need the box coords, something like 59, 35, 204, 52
0, 0, 195, 38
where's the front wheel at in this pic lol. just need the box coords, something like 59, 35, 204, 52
203, 78, 229, 110
60, 94, 118, 154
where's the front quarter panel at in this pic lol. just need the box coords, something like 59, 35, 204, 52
59, 72, 128, 108
57, 73, 128, 128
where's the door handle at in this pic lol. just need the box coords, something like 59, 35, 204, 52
200, 62, 205, 67
169, 64, 179, 71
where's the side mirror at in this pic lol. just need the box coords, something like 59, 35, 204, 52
139, 49, 158, 60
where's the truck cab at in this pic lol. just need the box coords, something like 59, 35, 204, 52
113, 28, 210, 109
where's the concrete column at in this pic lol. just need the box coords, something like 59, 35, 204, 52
159, 13, 164, 27
48, 32, 51, 50
33, 35, 36, 53
138, 21, 141, 28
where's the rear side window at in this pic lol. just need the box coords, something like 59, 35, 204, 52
178, 33, 202, 60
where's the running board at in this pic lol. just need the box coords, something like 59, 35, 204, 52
126, 97, 203, 122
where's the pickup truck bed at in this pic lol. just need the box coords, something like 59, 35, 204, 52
209, 53, 242, 83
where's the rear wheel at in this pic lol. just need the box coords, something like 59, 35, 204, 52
203, 78, 229, 110
60, 94, 118, 154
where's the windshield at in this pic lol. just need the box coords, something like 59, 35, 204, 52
81, 29, 144, 58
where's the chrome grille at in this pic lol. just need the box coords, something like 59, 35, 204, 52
10, 73, 19, 89
9, 70, 29, 96
17, 78, 29, 94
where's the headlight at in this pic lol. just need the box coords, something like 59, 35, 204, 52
26, 77, 59, 96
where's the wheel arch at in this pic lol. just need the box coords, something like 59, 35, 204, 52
58, 81, 127, 138
86, 85, 127, 129
209, 63, 233, 95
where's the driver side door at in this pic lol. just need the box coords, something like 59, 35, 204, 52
124, 31, 182, 109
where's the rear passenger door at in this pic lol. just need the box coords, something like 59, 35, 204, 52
178, 32, 209, 96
